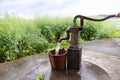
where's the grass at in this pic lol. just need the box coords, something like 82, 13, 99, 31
0, 14, 120, 62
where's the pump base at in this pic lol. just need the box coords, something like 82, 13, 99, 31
67, 47, 82, 71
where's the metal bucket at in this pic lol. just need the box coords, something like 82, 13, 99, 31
47, 48, 67, 70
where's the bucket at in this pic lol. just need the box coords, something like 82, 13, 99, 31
47, 48, 67, 70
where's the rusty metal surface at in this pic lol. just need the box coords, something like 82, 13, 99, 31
58, 28, 70, 43
67, 47, 82, 70
116, 13, 120, 17
73, 15, 116, 25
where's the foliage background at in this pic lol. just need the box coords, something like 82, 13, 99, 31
0, 14, 120, 62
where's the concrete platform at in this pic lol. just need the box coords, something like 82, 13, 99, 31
44, 61, 111, 80
0, 38, 120, 80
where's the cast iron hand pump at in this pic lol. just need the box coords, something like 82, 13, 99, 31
58, 13, 120, 49
58, 13, 120, 71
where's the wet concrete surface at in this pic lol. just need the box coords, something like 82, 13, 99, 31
44, 61, 111, 80
82, 49, 120, 80
81, 38, 120, 56
81, 38, 120, 80
0, 53, 50, 80
0, 38, 120, 80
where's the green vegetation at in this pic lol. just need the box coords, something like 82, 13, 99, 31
80, 20, 120, 40
38, 73, 44, 80
0, 14, 120, 62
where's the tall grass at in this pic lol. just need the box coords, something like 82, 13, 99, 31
0, 14, 119, 62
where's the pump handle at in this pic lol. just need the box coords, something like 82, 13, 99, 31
116, 13, 120, 17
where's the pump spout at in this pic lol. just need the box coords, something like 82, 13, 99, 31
58, 28, 70, 43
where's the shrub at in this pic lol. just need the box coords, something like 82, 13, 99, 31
80, 21, 102, 40
0, 31, 18, 61
29, 35, 49, 53
79, 19, 120, 41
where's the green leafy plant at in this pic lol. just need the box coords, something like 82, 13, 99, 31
38, 73, 44, 80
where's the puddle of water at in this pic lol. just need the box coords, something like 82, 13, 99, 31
44, 61, 111, 80
80, 63, 97, 80
117, 43, 120, 47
